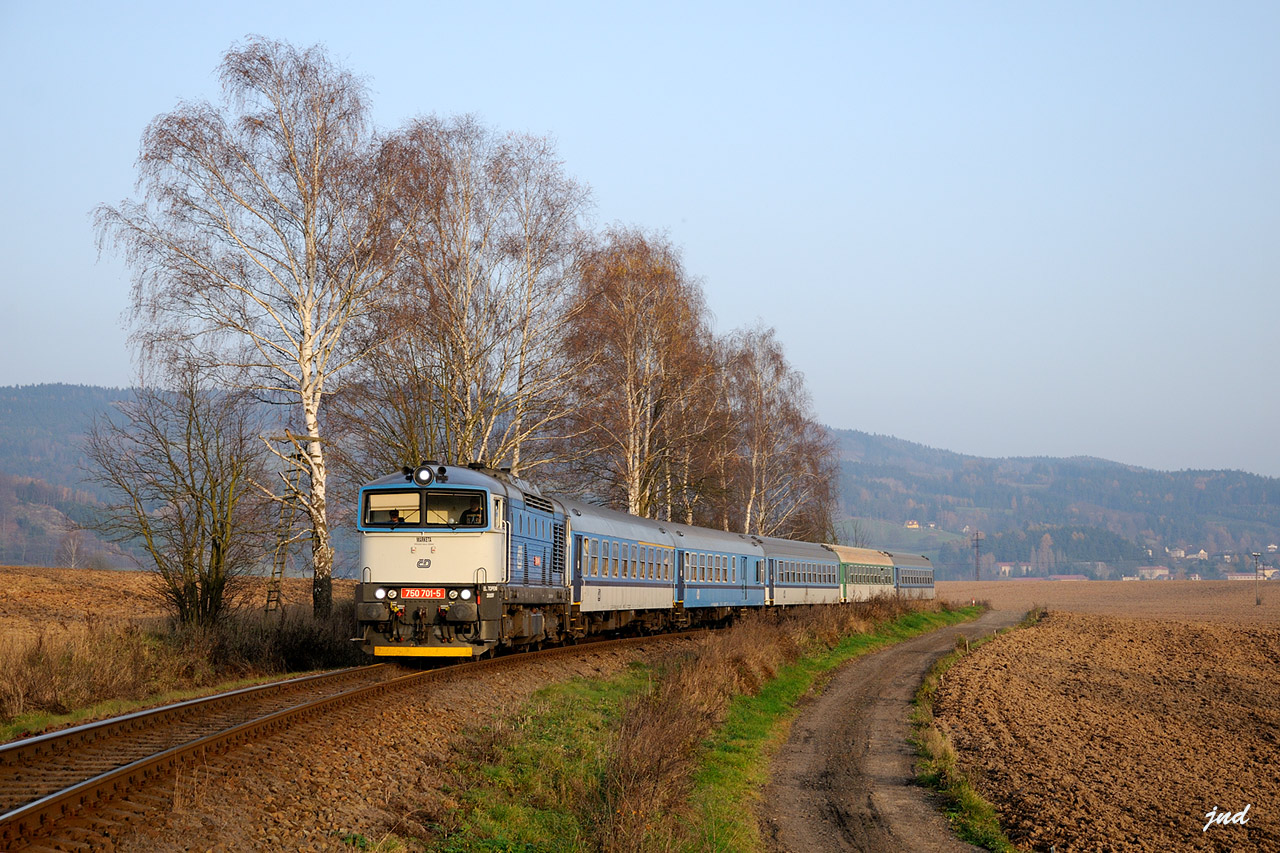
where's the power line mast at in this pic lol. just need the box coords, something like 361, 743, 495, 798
971, 530, 985, 581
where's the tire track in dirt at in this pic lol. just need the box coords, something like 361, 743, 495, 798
761, 609, 1022, 853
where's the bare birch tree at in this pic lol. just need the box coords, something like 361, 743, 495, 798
330, 117, 589, 481
96, 38, 410, 616
723, 325, 837, 541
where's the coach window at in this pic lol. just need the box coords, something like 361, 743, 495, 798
622, 545, 630, 578
699, 553, 707, 582
610, 541, 619, 577
631, 544, 638, 578
732, 556, 737, 583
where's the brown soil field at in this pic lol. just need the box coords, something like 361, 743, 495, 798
940, 578, 1280, 623
934, 581, 1280, 852
0, 565, 355, 641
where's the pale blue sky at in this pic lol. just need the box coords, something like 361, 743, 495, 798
3, 1, 1278, 475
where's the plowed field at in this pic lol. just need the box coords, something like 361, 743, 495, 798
933, 581, 1280, 852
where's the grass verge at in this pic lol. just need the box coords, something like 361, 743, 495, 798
909, 605, 1046, 852
687, 605, 984, 852
415, 599, 985, 853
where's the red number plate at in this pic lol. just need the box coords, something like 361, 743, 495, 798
401, 588, 445, 599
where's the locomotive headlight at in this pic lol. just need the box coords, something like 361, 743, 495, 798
387, 589, 397, 599
412, 465, 436, 487
460, 589, 473, 600
448, 589, 459, 600
374, 587, 386, 600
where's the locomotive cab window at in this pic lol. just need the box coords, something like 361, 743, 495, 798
364, 490, 421, 526
426, 490, 488, 527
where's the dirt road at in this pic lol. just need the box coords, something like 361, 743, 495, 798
761, 608, 1022, 852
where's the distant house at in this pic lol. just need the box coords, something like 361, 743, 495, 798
995, 562, 1035, 578
1191, 550, 1208, 561
1187, 573, 1202, 581
1168, 547, 1186, 559
1049, 574, 1089, 582
1137, 566, 1171, 581
1227, 568, 1278, 580
1268, 544, 1279, 554
904, 520, 920, 529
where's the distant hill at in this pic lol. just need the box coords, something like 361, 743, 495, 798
0, 384, 132, 499
2, 385, 1277, 581
0, 385, 133, 566
832, 428, 1280, 579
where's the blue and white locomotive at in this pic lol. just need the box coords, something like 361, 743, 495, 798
353, 462, 934, 658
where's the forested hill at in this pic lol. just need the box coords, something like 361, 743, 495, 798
834, 428, 1280, 578
2, 385, 1278, 577
0, 385, 132, 496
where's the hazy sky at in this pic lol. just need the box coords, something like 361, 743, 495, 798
3, 1, 1278, 476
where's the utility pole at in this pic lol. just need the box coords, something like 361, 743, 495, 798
1253, 552, 1262, 606
971, 530, 984, 581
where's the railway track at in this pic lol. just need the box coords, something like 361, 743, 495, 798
0, 633, 690, 851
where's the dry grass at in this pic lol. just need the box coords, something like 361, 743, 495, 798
0, 602, 364, 739
593, 596, 944, 852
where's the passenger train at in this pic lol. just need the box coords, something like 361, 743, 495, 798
354, 462, 934, 658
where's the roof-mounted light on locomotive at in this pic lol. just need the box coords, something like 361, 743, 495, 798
402, 461, 449, 486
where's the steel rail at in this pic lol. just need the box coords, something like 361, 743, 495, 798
0, 664, 387, 768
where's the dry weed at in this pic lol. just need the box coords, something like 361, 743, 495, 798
594, 597, 954, 851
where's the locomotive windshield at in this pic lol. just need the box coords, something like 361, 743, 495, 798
363, 489, 487, 529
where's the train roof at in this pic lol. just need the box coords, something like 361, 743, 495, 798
666, 522, 766, 556
557, 496, 672, 543
754, 534, 838, 562
884, 551, 933, 569
826, 544, 895, 566
361, 464, 551, 504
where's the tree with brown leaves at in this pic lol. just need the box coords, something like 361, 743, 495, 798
561, 228, 718, 518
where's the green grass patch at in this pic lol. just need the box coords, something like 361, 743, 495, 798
685, 605, 985, 852
426, 663, 656, 853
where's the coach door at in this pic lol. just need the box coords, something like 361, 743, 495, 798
675, 548, 686, 601
572, 534, 585, 604
766, 558, 776, 605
